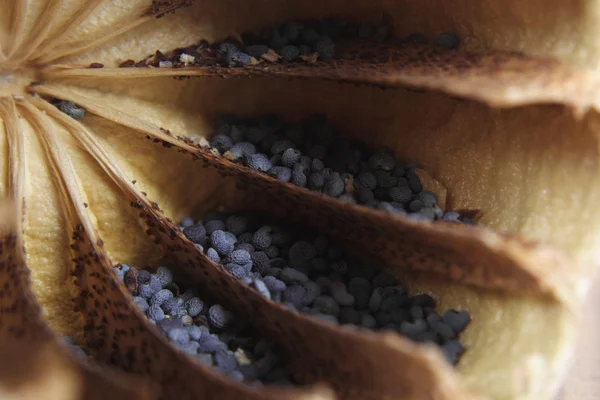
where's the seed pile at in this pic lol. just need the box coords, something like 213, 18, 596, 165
181, 212, 471, 365
208, 114, 469, 223
113, 264, 295, 385
52, 99, 86, 120
127, 18, 459, 69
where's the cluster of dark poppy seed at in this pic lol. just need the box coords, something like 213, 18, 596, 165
208, 114, 470, 223
112, 263, 294, 385
181, 211, 471, 365
130, 18, 459, 69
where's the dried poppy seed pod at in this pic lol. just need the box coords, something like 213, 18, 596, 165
1, 1, 599, 399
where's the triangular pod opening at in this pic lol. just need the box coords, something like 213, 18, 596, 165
38, 102, 577, 399
31, 77, 600, 271
0, 201, 153, 400
43, 0, 600, 69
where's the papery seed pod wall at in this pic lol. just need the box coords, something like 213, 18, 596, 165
0, 1, 599, 400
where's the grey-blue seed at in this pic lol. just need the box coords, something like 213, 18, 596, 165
225, 263, 249, 280
56, 100, 86, 120
205, 220, 226, 234
252, 227, 272, 250
168, 328, 190, 345
187, 325, 208, 341
230, 142, 256, 159
209, 134, 233, 152
281, 148, 302, 167
268, 166, 292, 182
265, 245, 279, 259
211, 230, 236, 255
358, 172, 377, 190
150, 289, 174, 307
208, 304, 234, 330
253, 279, 271, 300
313, 295, 340, 316
323, 173, 344, 197
443, 310, 471, 333
400, 319, 428, 340
407, 172, 423, 193
237, 232, 253, 244
226, 215, 248, 235
206, 248, 221, 263
214, 350, 239, 372
374, 170, 398, 188
435, 322, 456, 340
419, 207, 436, 220
314, 36, 335, 60
198, 334, 227, 353
227, 249, 252, 265
418, 191, 438, 207
263, 276, 286, 292
245, 153, 272, 172
389, 186, 412, 203
291, 169, 307, 187
245, 44, 269, 59
235, 243, 255, 253
280, 45, 301, 61
442, 340, 464, 365
283, 285, 307, 308
185, 297, 204, 317
251, 251, 271, 274
155, 266, 173, 287
410, 305, 424, 320
310, 159, 324, 173
133, 296, 149, 313
137, 269, 151, 284
147, 304, 165, 321
280, 267, 309, 284
302, 281, 321, 305
308, 172, 325, 190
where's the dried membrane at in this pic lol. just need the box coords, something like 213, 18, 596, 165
182, 213, 472, 365
209, 114, 469, 223
113, 264, 295, 385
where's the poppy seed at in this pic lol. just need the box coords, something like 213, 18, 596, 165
185, 297, 204, 317
252, 227, 272, 249
268, 166, 292, 182
263, 276, 286, 292
291, 169, 307, 187
279, 45, 301, 61
208, 304, 234, 330
209, 134, 233, 152
314, 36, 335, 60
245, 153, 272, 171
230, 142, 257, 159
281, 148, 302, 167
389, 186, 412, 204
